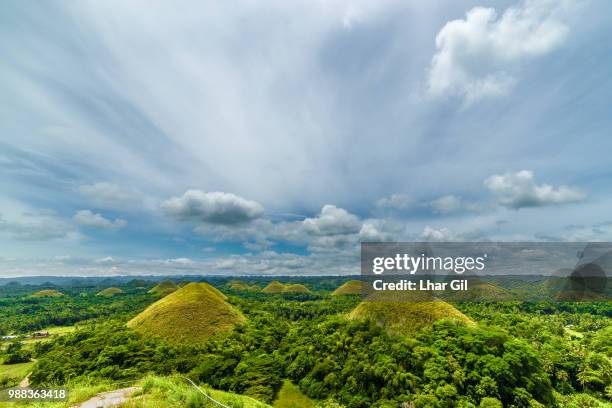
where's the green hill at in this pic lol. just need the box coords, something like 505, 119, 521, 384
349, 292, 473, 336
261, 280, 287, 294
332, 280, 362, 296
228, 280, 260, 291
261, 281, 312, 294
96, 287, 124, 297
205, 282, 229, 300
282, 284, 311, 294
127, 282, 244, 344
148, 280, 178, 297
441, 281, 515, 302
127, 279, 149, 287
31, 289, 64, 298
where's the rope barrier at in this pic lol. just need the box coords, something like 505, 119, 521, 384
181, 377, 231, 408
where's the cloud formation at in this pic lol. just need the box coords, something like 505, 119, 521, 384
429, 195, 486, 215
0, 1, 610, 277
427, 0, 574, 103
73, 210, 127, 230
0, 211, 74, 241
430, 195, 463, 214
79, 182, 140, 210
161, 190, 264, 225
375, 194, 414, 211
485, 170, 586, 209
302, 205, 361, 236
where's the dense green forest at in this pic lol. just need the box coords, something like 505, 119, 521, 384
0, 277, 610, 407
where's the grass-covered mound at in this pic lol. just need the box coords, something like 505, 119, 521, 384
127, 279, 149, 287
282, 284, 311, 294
273, 380, 315, 408
441, 281, 515, 302
204, 282, 229, 300
148, 280, 178, 297
261, 280, 286, 294
178, 280, 197, 288
31, 289, 63, 298
349, 292, 473, 336
127, 282, 244, 344
228, 280, 260, 291
261, 281, 312, 294
96, 287, 124, 297
332, 280, 362, 296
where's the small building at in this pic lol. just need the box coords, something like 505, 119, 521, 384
31, 331, 50, 338
1, 335, 18, 341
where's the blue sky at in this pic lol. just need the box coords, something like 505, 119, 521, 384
1, 0, 611, 276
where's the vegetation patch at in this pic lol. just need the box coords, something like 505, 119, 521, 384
273, 380, 315, 408
0, 361, 34, 387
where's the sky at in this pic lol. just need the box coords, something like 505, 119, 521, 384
1, 0, 611, 276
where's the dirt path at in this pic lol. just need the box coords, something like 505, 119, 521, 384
70, 387, 141, 408
18, 373, 30, 387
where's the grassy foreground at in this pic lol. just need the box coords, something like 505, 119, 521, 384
0, 375, 272, 408
127, 375, 271, 407
273, 380, 315, 408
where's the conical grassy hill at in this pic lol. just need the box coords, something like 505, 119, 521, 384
441, 281, 515, 302
96, 287, 124, 297
332, 280, 362, 296
228, 280, 260, 291
128, 282, 245, 344
31, 289, 64, 298
261, 281, 312, 294
283, 284, 311, 294
349, 292, 473, 336
148, 280, 178, 297
261, 280, 286, 293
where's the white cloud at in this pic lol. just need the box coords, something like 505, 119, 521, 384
427, 0, 574, 103
79, 182, 140, 210
485, 170, 586, 209
342, 5, 364, 28
302, 205, 361, 235
421, 225, 457, 241
161, 190, 264, 225
375, 194, 414, 211
0, 211, 75, 241
73, 210, 127, 230
430, 195, 463, 214
166, 257, 194, 265
429, 194, 486, 215
191, 204, 400, 256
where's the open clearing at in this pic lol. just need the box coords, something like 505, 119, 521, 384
0, 361, 34, 379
